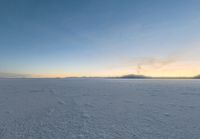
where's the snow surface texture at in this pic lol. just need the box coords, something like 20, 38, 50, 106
0, 78, 200, 139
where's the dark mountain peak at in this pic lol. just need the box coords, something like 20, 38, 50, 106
194, 75, 200, 79
120, 74, 150, 79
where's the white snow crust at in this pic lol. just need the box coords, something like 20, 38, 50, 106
0, 78, 200, 139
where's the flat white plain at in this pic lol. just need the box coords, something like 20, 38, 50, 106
0, 78, 200, 139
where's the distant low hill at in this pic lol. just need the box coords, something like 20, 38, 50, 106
119, 74, 150, 79
118, 74, 200, 79
194, 75, 200, 79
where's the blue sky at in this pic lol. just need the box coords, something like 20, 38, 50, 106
1, 0, 200, 77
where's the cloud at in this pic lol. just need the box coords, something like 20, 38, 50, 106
136, 56, 178, 74
115, 43, 200, 76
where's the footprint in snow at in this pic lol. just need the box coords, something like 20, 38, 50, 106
57, 99, 66, 105
49, 89, 56, 95
82, 113, 90, 119
77, 134, 84, 139
124, 100, 132, 103
29, 89, 42, 93
139, 103, 144, 106
188, 105, 195, 109
5, 110, 12, 114
164, 113, 170, 117
84, 103, 94, 108
47, 108, 55, 116
82, 94, 89, 97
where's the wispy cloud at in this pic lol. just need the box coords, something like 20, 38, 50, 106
135, 56, 178, 74
109, 43, 200, 76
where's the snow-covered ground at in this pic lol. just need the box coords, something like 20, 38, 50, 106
0, 78, 200, 139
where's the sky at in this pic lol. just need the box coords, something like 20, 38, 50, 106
0, 0, 200, 77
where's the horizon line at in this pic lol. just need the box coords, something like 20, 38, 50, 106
0, 74, 200, 79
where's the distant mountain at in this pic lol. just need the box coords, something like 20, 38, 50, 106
194, 75, 200, 79
120, 74, 150, 79
119, 74, 200, 79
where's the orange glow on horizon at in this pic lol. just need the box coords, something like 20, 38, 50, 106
26, 60, 200, 78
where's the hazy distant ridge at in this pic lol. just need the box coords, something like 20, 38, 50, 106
120, 74, 150, 79
1, 72, 200, 79
118, 74, 200, 79
194, 75, 200, 79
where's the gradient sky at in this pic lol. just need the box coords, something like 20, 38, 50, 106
1, 0, 200, 77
